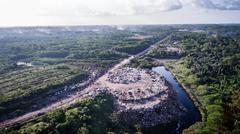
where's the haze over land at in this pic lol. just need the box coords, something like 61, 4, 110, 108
0, 0, 240, 26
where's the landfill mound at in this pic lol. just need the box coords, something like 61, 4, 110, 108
94, 67, 182, 127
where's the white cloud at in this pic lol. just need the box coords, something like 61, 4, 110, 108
191, 0, 240, 10
33, 0, 183, 17
0, 0, 239, 26
129, 0, 182, 14
1, 0, 240, 18
0, 0, 183, 17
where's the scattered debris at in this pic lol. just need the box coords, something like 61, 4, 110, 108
94, 67, 183, 127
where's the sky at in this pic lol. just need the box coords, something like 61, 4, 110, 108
0, 0, 240, 26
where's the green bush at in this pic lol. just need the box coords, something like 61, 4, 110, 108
2, 93, 135, 134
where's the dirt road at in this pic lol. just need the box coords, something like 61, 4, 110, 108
0, 35, 170, 128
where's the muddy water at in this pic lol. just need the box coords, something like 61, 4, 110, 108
151, 66, 201, 134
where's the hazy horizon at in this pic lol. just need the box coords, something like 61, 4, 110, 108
1, 0, 240, 27
0, 23, 240, 28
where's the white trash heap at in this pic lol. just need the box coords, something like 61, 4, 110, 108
103, 67, 183, 127
107, 67, 141, 84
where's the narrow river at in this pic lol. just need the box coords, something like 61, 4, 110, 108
152, 66, 201, 133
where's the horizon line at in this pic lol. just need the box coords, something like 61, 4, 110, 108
0, 22, 240, 28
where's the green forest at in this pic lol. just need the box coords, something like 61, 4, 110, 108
1, 93, 140, 134
125, 25, 240, 133
169, 33, 240, 133
148, 29, 239, 133
0, 25, 240, 134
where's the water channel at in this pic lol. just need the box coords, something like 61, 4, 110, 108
150, 66, 201, 134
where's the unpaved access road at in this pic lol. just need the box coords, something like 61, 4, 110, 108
0, 35, 170, 128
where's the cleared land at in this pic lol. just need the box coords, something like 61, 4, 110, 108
1, 25, 239, 134
0, 26, 169, 122
0, 29, 170, 128
97, 67, 181, 127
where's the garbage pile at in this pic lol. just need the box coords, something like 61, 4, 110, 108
107, 67, 141, 84
93, 67, 183, 128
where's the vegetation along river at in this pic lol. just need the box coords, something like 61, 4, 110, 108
151, 66, 201, 133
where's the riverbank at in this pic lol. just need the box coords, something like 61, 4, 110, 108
152, 66, 201, 133
0, 66, 184, 134
150, 58, 204, 121
164, 63, 205, 122
162, 61, 208, 133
